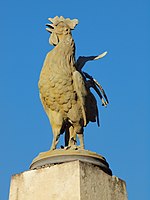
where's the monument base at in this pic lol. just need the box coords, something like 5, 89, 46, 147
9, 161, 128, 200
30, 149, 112, 175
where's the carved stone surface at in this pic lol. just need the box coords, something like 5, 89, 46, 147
9, 161, 128, 200
38, 16, 109, 150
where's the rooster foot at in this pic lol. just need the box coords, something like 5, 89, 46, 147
64, 145, 78, 150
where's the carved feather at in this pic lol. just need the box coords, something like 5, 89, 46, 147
72, 71, 87, 126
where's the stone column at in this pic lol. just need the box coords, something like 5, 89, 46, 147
9, 160, 128, 200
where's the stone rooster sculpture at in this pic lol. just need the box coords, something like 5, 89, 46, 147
38, 16, 108, 150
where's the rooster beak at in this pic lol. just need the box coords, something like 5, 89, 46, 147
46, 24, 55, 33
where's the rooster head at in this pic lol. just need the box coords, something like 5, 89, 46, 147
46, 16, 78, 46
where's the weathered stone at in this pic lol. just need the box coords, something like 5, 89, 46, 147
9, 161, 128, 200
79, 162, 128, 200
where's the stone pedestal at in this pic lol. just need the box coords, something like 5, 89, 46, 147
9, 161, 128, 200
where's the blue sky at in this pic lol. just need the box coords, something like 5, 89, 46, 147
0, 0, 149, 199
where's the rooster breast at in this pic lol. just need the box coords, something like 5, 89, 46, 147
38, 49, 82, 124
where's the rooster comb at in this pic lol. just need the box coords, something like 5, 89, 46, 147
48, 16, 78, 30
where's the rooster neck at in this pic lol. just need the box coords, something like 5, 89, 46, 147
40, 34, 76, 79
48, 34, 76, 72
55, 34, 75, 56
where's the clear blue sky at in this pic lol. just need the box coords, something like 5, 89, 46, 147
0, 0, 149, 199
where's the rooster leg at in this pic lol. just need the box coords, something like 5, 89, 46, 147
68, 126, 77, 147
50, 127, 61, 150
77, 132, 84, 149
65, 125, 70, 147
